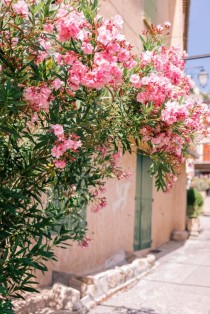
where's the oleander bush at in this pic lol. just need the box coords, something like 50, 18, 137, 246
0, 0, 207, 311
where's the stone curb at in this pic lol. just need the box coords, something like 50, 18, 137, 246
13, 254, 156, 314
74, 254, 156, 313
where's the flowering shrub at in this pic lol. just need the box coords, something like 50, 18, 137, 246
0, 0, 207, 311
122, 24, 208, 190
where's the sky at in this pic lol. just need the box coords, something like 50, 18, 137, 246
186, 0, 210, 94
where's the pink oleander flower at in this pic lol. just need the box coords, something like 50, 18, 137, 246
51, 144, 66, 158
52, 78, 63, 90
79, 237, 91, 248
24, 86, 52, 112
36, 51, 48, 63
130, 74, 142, 88
113, 15, 124, 28
63, 51, 78, 65
91, 197, 107, 213
161, 101, 188, 125
54, 159, 67, 169
164, 21, 171, 28
164, 173, 178, 192
43, 24, 54, 33
64, 138, 82, 150
156, 24, 164, 32
118, 48, 130, 63
55, 8, 87, 42
31, 114, 38, 123
13, 0, 29, 17
51, 124, 64, 137
82, 42, 94, 54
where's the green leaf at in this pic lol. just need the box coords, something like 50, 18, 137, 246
0, 125, 20, 138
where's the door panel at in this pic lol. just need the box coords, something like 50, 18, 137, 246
134, 153, 152, 251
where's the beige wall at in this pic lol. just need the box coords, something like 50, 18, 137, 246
157, 0, 183, 48
37, 151, 136, 287
100, 0, 144, 52
152, 163, 187, 248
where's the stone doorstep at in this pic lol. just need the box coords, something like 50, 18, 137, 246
13, 254, 156, 314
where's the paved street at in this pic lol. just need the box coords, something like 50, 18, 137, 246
89, 197, 210, 314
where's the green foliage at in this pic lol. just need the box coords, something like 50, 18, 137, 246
187, 188, 196, 207
187, 188, 204, 218
0, 0, 133, 309
195, 190, 204, 208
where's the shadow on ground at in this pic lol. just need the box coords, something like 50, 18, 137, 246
95, 304, 158, 314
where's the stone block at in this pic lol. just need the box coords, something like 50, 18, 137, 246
117, 268, 127, 285
94, 274, 109, 298
81, 283, 96, 298
146, 254, 156, 266
132, 258, 149, 277
106, 269, 122, 289
120, 264, 134, 281
171, 230, 189, 241
72, 295, 94, 312
82, 271, 106, 285
81, 271, 109, 298
13, 292, 52, 314
49, 283, 80, 311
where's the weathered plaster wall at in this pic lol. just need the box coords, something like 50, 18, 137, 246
100, 0, 144, 52
152, 164, 187, 248
37, 151, 136, 287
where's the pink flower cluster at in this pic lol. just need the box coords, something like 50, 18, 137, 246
12, 0, 29, 18
79, 236, 91, 248
24, 85, 52, 112
91, 197, 107, 213
130, 45, 193, 107
55, 6, 88, 43
51, 124, 82, 169
164, 173, 178, 192
22, 6, 137, 112
162, 99, 208, 134
161, 101, 190, 125
48, 10, 136, 90
140, 98, 208, 166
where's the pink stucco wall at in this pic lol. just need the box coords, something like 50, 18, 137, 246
152, 163, 187, 248
37, 151, 137, 286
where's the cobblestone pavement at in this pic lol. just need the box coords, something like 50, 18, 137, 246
89, 198, 210, 314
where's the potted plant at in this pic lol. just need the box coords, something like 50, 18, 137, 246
186, 188, 204, 236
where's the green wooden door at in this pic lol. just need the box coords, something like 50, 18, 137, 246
134, 153, 152, 250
